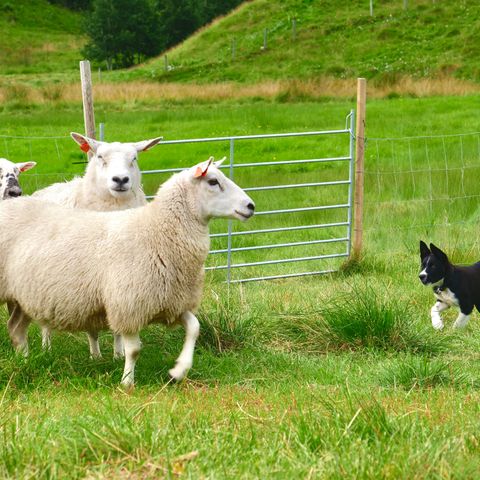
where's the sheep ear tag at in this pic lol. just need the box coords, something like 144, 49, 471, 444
80, 142, 90, 153
193, 157, 214, 178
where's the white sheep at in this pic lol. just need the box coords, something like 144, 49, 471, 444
0, 158, 37, 329
0, 158, 36, 200
1, 157, 255, 386
31, 133, 162, 357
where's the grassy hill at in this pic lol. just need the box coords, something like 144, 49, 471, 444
2, 0, 480, 91
0, 0, 85, 75
123, 0, 480, 84
2, 0, 480, 103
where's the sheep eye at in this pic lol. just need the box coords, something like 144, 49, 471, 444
208, 179, 219, 186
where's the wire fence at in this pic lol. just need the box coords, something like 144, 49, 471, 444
363, 130, 480, 258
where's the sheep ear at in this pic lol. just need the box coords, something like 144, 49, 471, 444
133, 137, 163, 152
70, 132, 101, 154
16, 161, 36, 173
193, 157, 214, 178
214, 157, 227, 168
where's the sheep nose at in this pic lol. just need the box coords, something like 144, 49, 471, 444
112, 176, 130, 186
7, 187, 22, 198
247, 202, 255, 211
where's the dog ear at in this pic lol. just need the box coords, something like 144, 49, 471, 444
430, 243, 449, 263
420, 241, 430, 260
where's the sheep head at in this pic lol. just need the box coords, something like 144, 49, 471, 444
71, 132, 162, 200
190, 156, 255, 222
0, 158, 36, 200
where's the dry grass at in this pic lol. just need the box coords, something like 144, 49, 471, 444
1, 76, 480, 105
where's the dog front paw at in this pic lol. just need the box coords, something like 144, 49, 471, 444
432, 319, 444, 330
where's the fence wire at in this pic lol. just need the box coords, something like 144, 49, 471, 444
364, 131, 480, 258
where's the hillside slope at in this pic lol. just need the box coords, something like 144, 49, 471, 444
126, 0, 480, 84
0, 0, 85, 75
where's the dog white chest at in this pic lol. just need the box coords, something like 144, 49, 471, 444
434, 288, 459, 307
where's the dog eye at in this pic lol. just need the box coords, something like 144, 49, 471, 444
208, 179, 219, 186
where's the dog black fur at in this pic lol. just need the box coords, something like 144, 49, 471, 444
419, 241, 480, 330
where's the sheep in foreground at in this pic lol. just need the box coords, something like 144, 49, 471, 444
31, 132, 162, 357
0, 158, 36, 200
2, 157, 255, 386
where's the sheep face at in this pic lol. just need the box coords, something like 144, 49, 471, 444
71, 133, 162, 200
93, 143, 142, 199
191, 157, 255, 222
0, 158, 36, 200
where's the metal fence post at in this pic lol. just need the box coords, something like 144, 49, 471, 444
346, 109, 356, 257
353, 78, 366, 259
99, 122, 105, 141
226, 139, 235, 284
263, 28, 268, 50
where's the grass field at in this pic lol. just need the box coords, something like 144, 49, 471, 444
1, 95, 480, 477
0, 0, 84, 76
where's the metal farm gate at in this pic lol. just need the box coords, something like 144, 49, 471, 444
142, 111, 356, 284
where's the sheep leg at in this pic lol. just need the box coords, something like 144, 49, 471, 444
169, 311, 200, 381
87, 331, 102, 359
120, 333, 142, 387
113, 334, 124, 359
41, 327, 52, 350
7, 303, 30, 357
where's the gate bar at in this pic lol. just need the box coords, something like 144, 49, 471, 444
210, 221, 349, 238
206, 252, 348, 271
210, 236, 349, 254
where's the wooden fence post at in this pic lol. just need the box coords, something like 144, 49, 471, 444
353, 78, 366, 259
79, 60, 96, 159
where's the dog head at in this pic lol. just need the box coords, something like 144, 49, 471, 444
419, 241, 450, 286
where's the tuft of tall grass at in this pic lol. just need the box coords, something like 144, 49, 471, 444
380, 356, 470, 389
197, 289, 257, 354
291, 392, 397, 455
270, 284, 448, 354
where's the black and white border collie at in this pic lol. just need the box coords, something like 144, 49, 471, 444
419, 241, 480, 330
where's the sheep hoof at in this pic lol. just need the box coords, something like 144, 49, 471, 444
113, 352, 125, 360
168, 364, 188, 382
120, 378, 135, 390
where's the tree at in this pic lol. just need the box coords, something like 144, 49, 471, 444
47, 0, 91, 10
155, 0, 244, 50
83, 0, 161, 69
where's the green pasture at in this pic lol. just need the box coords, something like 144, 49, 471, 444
2, 95, 480, 477
0, 0, 84, 76
125, 0, 480, 84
